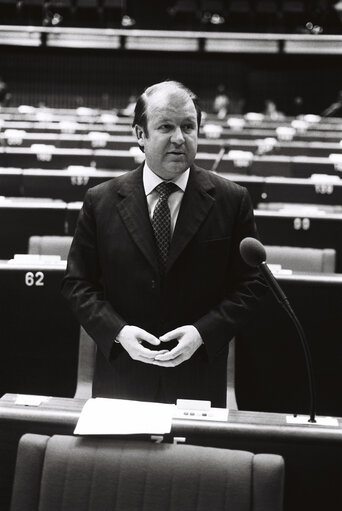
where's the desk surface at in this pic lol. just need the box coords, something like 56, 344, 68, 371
1, 393, 341, 443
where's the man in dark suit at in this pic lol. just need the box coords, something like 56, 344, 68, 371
61, 80, 266, 407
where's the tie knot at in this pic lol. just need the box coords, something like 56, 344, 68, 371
155, 181, 178, 200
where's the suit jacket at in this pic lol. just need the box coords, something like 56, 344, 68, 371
61, 164, 266, 406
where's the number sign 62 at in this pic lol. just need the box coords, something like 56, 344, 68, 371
25, 271, 45, 287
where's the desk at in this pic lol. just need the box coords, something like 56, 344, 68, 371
2, 168, 342, 211
0, 198, 67, 259
1, 107, 342, 130
0, 262, 79, 397
197, 153, 341, 177
2, 259, 340, 416
0, 394, 341, 511
201, 138, 342, 157
255, 209, 342, 272
0, 168, 22, 196
0, 120, 135, 136
236, 272, 342, 416
263, 175, 342, 205
22, 168, 124, 202
2, 118, 342, 141
2, 130, 342, 157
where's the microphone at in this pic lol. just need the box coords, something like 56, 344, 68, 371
211, 142, 229, 172
240, 237, 316, 423
240, 237, 290, 309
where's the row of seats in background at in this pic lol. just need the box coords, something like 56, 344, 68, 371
2, 107, 342, 176
0, 104, 342, 418
0, 167, 342, 269
2, 0, 341, 33
2, 105, 342, 137
1, 104, 342, 271
2, 165, 342, 204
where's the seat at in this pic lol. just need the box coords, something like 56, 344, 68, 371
171, 0, 199, 14
41, 0, 73, 27
168, 0, 201, 28
265, 245, 336, 272
254, 0, 282, 30
226, 0, 252, 30
281, 0, 307, 30
28, 235, 73, 260
228, 0, 250, 12
10, 433, 285, 511
281, 0, 306, 13
255, 0, 279, 12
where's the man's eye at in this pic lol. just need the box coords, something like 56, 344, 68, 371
183, 124, 195, 132
159, 124, 171, 130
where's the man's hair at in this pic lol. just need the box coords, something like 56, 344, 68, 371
132, 80, 202, 136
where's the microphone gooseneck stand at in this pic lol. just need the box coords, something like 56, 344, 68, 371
259, 262, 316, 423
211, 143, 228, 173
240, 237, 317, 423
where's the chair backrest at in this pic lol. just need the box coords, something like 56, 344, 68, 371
73, 326, 96, 399
228, 0, 251, 13
28, 235, 73, 260
10, 433, 284, 511
255, 0, 278, 13
226, 336, 238, 409
265, 245, 336, 273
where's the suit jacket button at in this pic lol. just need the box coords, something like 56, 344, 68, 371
151, 280, 156, 289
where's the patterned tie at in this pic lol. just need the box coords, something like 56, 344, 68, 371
152, 181, 178, 272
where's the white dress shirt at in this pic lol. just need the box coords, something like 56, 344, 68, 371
143, 163, 190, 236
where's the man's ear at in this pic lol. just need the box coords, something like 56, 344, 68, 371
134, 125, 145, 150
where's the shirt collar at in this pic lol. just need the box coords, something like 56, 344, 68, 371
143, 162, 190, 196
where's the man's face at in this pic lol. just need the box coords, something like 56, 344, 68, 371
136, 88, 198, 180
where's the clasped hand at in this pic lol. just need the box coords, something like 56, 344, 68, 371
116, 325, 203, 367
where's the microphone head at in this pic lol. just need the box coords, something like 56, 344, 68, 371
240, 237, 266, 267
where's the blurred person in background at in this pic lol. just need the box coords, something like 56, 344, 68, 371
213, 83, 229, 119
0, 77, 11, 106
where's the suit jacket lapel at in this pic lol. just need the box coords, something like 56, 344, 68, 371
167, 166, 215, 272
116, 166, 159, 270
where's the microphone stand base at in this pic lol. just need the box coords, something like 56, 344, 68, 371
286, 415, 339, 427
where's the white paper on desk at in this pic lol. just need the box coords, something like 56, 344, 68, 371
74, 398, 176, 435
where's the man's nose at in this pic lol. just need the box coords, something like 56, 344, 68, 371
170, 127, 185, 145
